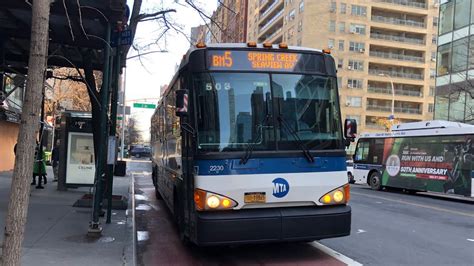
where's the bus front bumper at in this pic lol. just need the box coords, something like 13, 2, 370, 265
194, 205, 351, 246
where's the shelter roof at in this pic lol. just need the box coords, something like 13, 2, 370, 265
0, 0, 127, 73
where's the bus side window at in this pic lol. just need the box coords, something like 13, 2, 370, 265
355, 139, 369, 162
372, 139, 385, 164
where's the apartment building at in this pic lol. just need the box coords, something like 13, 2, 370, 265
435, 0, 474, 124
247, 0, 439, 138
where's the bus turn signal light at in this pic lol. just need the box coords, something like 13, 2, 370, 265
319, 184, 349, 205
194, 189, 238, 211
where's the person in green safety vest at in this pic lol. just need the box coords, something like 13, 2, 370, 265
32, 145, 47, 189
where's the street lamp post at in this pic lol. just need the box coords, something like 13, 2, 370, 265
379, 73, 395, 120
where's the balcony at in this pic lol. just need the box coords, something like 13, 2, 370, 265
370, 32, 425, 45
260, 0, 282, 20
369, 50, 424, 63
366, 105, 422, 114
368, 86, 423, 97
375, 0, 427, 9
371, 15, 425, 28
369, 69, 423, 80
260, 27, 282, 42
259, 9, 284, 33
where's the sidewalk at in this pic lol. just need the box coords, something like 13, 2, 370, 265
0, 166, 134, 266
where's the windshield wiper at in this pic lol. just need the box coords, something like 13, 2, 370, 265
240, 114, 271, 165
277, 116, 314, 163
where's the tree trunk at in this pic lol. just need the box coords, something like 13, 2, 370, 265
0, 1, 52, 265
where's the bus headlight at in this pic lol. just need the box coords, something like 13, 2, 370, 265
194, 189, 238, 211
319, 184, 350, 205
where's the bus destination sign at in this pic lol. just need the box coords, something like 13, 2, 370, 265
207, 50, 324, 72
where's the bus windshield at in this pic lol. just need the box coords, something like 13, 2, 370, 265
195, 72, 342, 152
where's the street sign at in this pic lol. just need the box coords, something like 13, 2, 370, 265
117, 116, 123, 121
133, 103, 156, 109
120, 29, 132, 46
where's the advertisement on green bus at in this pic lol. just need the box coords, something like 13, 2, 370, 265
382, 135, 473, 196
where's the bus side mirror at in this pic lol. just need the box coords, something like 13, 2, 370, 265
344, 119, 357, 146
175, 89, 189, 117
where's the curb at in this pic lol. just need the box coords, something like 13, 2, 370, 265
131, 173, 137, 266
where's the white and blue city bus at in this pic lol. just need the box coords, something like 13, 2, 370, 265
150, 43, 357, 245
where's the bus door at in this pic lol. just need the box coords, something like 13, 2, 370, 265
354, 139, 370, 183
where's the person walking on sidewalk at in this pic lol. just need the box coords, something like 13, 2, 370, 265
52, 141, 60, 182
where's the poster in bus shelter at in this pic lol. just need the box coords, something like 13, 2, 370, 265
382, 135, 473, 196
66, 132, 95, 185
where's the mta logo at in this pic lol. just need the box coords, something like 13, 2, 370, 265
272, 178, 289, 198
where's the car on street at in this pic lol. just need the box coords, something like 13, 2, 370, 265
129, 147, 151, 158
346, 160, 354, 184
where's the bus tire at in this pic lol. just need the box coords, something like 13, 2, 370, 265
369, 172, 382, 191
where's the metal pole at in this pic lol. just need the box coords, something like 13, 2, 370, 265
89, 22, 111, 235
389, 76, 395, 119
106, 45, 121, 224
120, 67, 126, 159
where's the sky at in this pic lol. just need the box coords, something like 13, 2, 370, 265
124, 0, 218, 141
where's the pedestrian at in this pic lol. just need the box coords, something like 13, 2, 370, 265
32, 145, 47, 189
52, 140, 60, 182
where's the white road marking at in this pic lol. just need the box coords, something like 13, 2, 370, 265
356, 229, 366, 234
467, 239, 474, 242
311, 241, 363, 266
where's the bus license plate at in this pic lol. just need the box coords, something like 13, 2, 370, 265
244, 192, 266, 203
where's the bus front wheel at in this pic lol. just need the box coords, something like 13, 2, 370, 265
369, 172, 382, 191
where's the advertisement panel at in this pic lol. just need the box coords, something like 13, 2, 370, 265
381, 135, 473, 196
66, 132, 95, 185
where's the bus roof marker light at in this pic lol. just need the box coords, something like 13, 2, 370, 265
247, 41, 257, 47
263, 42, 273, 48
322, 48, 331, 54
196, 42, 207, 48
279, 43, 288, 49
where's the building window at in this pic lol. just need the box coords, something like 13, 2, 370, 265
340, 3, 346, 14
469, 36, 474, 69
289, 9, 296, 21
348, 79, 363, 89
350, 23, 366, 35
452, 37, 468, 72
330, 1, 336, 12
431, 51, 436, 61
454, 0, 470, 30
338, 59, 344, 69
349, 41, 365, 52
429, 86, 435, 96
337, 77, 342, 89
432, 35, 437, 44
338, 40, 344, 51
437, 43, 451, 75
428, 103, 434, 113
328, 38, 335, 49
351, 5, 367, 16
430, 68, 437, 78
439, 1, 454, 35
299, 1, 304, 13
339, 22, 345, 33
288, 26, 295, 39
346, 96, 362, 107
348, 60, 364, 71
433, 17, 438, 27
346, 115, 361, 124
329, 20, 336, 32
297, 38, 302, 46
297, 20, 303, 32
